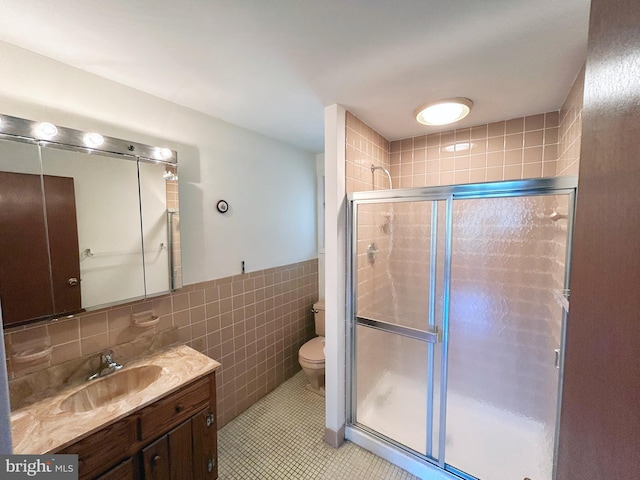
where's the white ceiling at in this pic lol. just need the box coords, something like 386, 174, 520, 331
0, 1, 591, 153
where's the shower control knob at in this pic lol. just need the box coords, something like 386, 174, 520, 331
68, 277, 79, 286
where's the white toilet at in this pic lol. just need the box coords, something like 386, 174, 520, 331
298, 301, 325, 396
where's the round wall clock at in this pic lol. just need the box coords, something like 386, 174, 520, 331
217, 199, 229, 213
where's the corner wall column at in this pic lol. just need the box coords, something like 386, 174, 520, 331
323, 104, 346, 447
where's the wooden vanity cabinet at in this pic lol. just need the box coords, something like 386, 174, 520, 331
58, 372, 217, 480
142, 409, 217, 480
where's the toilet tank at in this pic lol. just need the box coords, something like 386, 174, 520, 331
313, 301, 325, 336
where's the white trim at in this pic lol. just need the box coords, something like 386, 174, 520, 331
323, 104, 346, 438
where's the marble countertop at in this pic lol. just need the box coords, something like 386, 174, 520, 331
10, 345, 220, 454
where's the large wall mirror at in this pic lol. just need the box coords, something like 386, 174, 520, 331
0, 114, 181, 327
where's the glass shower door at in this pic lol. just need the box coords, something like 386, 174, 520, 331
445, 193, 572, 480
350, 198, 448, 464
347, 178, 576, 480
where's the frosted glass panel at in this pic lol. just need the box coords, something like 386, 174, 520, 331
446, 195, 571, 480
355, 202, 432, 330
355, 325, 429, 455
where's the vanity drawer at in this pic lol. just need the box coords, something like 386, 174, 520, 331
59, 415, 137, 480
139, 376, 210, 441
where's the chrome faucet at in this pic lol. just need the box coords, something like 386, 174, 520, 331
87, 350, 123, 380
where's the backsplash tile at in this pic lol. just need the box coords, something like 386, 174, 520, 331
4, 258, 318, 428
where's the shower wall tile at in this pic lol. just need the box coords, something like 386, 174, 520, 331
345, 111, 391, 193
388, 111, 561, 188
557, 67, 584, 176
4, 259, 318, 429
346, 109, 566, 195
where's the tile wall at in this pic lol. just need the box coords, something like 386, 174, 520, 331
4, 259, 318, 428
345, 112, 391, 193
346, 111, 563, 194
557, 67, 584, 176
389, 112, 560, 188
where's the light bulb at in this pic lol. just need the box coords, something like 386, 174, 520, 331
83, 132, 104, 148
36, 122, 58, 138
159, 148, 173, 160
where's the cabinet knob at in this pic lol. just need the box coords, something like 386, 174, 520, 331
68, 277, 79, 286
207, 458, 215, 473
152, 455, 162, 466
175, 404, 184, 413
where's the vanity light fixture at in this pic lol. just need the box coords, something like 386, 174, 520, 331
159, 147, 173, 160
83, 132, 105, 148
35, 122, 58, 139
414, 97, 473, 126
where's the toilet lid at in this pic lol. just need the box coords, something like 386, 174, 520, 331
299, 337, 325, 363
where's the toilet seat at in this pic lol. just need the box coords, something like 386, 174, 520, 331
299, 337, 325, 365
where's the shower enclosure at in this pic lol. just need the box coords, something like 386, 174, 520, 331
346, 177, 576, 480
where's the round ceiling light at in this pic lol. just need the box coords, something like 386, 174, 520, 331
414, 97, 473, 126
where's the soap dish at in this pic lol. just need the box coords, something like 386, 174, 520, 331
131, 310, 160, 328
12, 345, 53, 364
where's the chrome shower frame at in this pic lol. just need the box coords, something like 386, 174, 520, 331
346, 176, 578, 479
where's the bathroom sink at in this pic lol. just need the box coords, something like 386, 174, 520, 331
59, 365, 163, 413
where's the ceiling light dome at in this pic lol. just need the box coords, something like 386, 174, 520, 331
414, 97, 473, 126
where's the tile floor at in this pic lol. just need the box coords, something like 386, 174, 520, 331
217, 371, 420, 479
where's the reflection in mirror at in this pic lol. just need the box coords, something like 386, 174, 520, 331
165, 164, 182, 290
139, 160, 170, 296
40, 147, 146, 309
0, 113, 179, 328
0, 138, 54, 325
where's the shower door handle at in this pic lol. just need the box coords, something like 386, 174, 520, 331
356, 316, 440, 343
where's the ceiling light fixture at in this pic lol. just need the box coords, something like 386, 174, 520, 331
414, 97, 473, 126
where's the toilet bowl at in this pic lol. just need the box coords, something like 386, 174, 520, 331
299, 301, 325, 395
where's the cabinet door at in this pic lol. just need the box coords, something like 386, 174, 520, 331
168, 418, 193, 480
142, 436, 170, 480
96, 458, 135, 480
192, 409, 217, 480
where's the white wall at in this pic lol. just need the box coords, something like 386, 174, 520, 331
0, 41, 318, 285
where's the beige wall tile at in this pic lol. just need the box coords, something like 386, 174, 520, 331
488, 121, 505, 137
506, 117, 524, 134
79, 312, 108, 338
525, 114, 545, 131
48, 318, 79, 346
523, 162, 543, 178
81, 333, 110, 356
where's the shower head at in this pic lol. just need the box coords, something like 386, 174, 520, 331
371, 165, 393, 189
